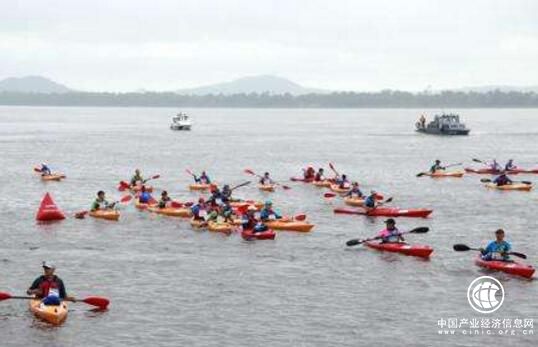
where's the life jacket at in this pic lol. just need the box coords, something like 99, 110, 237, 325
364, 195, 376, 208
38, 276, 61, 298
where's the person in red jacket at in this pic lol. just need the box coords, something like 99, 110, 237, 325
27, 262, 74, 305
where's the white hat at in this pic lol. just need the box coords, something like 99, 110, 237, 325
42, 261, 56, 269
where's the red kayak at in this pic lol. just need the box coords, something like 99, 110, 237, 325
334, 207, 432, 218
465, 167, 538, 175
290, 177, 314, 183
36, 193, 65, 222
475, 256, 535, 279
241, 229, 276, 240
365, 241, 433, 258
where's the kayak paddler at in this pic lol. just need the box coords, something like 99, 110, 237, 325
208, 186, 224, 206
430, 159, 445, 174
40, 163, 52, 176
130, 169, 144, 186
27, 262, 74, 305
138, 186, 152, 204
303, 166, 315, 180
220, 201, 234, 223
344, 182, 363, 198
489, 159, 502, 172
260, 201, 281, 221
191, 198, 208, 221
242, 205, 268, 233
493, 172, 512, 186
479, 229, 511, 261
259, 172, 274, 185
505, 159, 517, 171
194, 171, 211, 184
314, 168, 325, 182
377, 218, 405, 243
336, 174, 349, 188
91, 191, 116, 211
364, 190, 378, 209
157, 190, 171, 208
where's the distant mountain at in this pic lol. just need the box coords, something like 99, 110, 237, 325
176, 75, 329, 95
0, 76, 72, 93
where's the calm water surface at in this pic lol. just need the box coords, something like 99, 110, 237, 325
0, 107, 537, 346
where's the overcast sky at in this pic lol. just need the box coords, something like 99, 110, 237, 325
1, 0, 537, 92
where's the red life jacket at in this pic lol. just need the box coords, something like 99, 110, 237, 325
39, 276, 60, 297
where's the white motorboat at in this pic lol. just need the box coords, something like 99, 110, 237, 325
170, 112, 192, 131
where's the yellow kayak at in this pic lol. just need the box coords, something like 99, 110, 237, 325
258, 184, 275, 192
312, 180, 331, 187
41, 174, 66, 181
29, 299, 68, 325
265, 220, 314, 232
190, 218, 206, 229
485, 183, 532, 191
207, 221, 234, 234
189, 183, 216, 191
89, 210, 120, 221
344, 197, 366, 207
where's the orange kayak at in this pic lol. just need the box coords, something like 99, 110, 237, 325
89, 210, 120, 221
265, 220, 314, 232
189, 183, 216, 191
329, 184, 350, 194
190, 218, 206, 229
425, 170, 464, 178
229, 200, 264, 210
312, 180, 331, 187
258, 184, 275, 192
148, 206, 192, 217
41, 174, 66, 181
29, 299, 68, 325
485, 183, 533, 191
207, 221, 233, 234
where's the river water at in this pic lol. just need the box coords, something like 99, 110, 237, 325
0, 107, 536, 346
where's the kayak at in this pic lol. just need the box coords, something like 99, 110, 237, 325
485, 183, 532, 191
190, 218, 206, 229
465, 167, 538, 175
334, 207, 433, 218
329, 184, 351, 194
135, 200, 151, 210
89, 210, 120, 221
258, 184, 275, 192
41, 174, 66, 181
425, 171, 464, 178
229, 200, 264, 211
475, 256, 535, 278
29, 299, 68, 325
148, 206, 192, 217
343, 194, 384, 207
241, 229, 276, 240
265, 220, 314, 232
290, 177, 314, 183
313, 180, 332, 187
364, 242, 433, 258
189, 183, 215, 191
36, 193, 65, 222
207, 221, 233, 234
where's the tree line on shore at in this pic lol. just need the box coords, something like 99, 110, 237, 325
1, 89, 537, 107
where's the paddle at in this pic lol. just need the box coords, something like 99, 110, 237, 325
453, 244, 527, 259
293, 214, 307, 221
0, 292, 110, 309
416, 163, 463, 177
244, 169, 291, 190
118, 181, 130, 191
142, 174, 160, 183
231, 181, 251, 191
324, 192, 337, 199
329, 162, 339, 177
75, 195, 132, 219
346, 227, 429, 246
480, 178, 532, 185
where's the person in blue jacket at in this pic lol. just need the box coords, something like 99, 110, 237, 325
364, 191, 378, 208
40, 163, 52, 176
480, 229, 511, 261
505, 159, 517, 171
195, 171, 211, 184
259, 201, 281, 221
344, 182, 363, 198
493, 173, 512, 186
138, 186, 152, 204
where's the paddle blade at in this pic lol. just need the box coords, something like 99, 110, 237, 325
244, 169, 255, 176
324, 193, 337, 198
384, 197, 393, 203
34, 167, 42, 173
480, 178, 492, 183
151, 174, 160, 180
120, 195, 132, 203
416, 172, 426, 177
409, 227, 429, 233
472, 158, 483, 163
281, 185, 291, 190
453, 244, 471, 251
346, 239, 361, 246
294, 214, 306, 221
0, 292, 13, 301
329, 163, 335, 171
170, 201, 183, 208
185, 169, 194, 176
75, 211, 88, 219
509, 251, 527, 259
81, 296, 110, 309
184, 202, 194, 207
521, 181, 532, 185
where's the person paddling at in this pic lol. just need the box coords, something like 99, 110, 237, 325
91, 191, 116, 211
138, 186, 152, 204
157, 191, 171, 208
194, 171, 211, 184
304, 166, 315, 180
364, 190, 379, 209
344, 182, 363, 198
479, 229, 511, 261
27, 262, 74, 305
130, 169, 144, 186
377, 219, 405, 243
242, 205, 268, 233
336, 174, 350, 188
493, 172, 512, 186
489, 159, 502, 172
40, 163, 52, 176
505, 159, 517, 171
260, 201, 281, 221
430, 160, 445, 174
259, 172, 274, 185
314, 168, 325, 182
191, 198, 208, 222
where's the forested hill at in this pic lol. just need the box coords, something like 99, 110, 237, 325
1, 90, 537, 108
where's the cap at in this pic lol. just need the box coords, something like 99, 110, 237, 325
370, 190, 377, 195
42, 261, 56, 269
384, 218, 396, 224
265, 200, 272, 205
